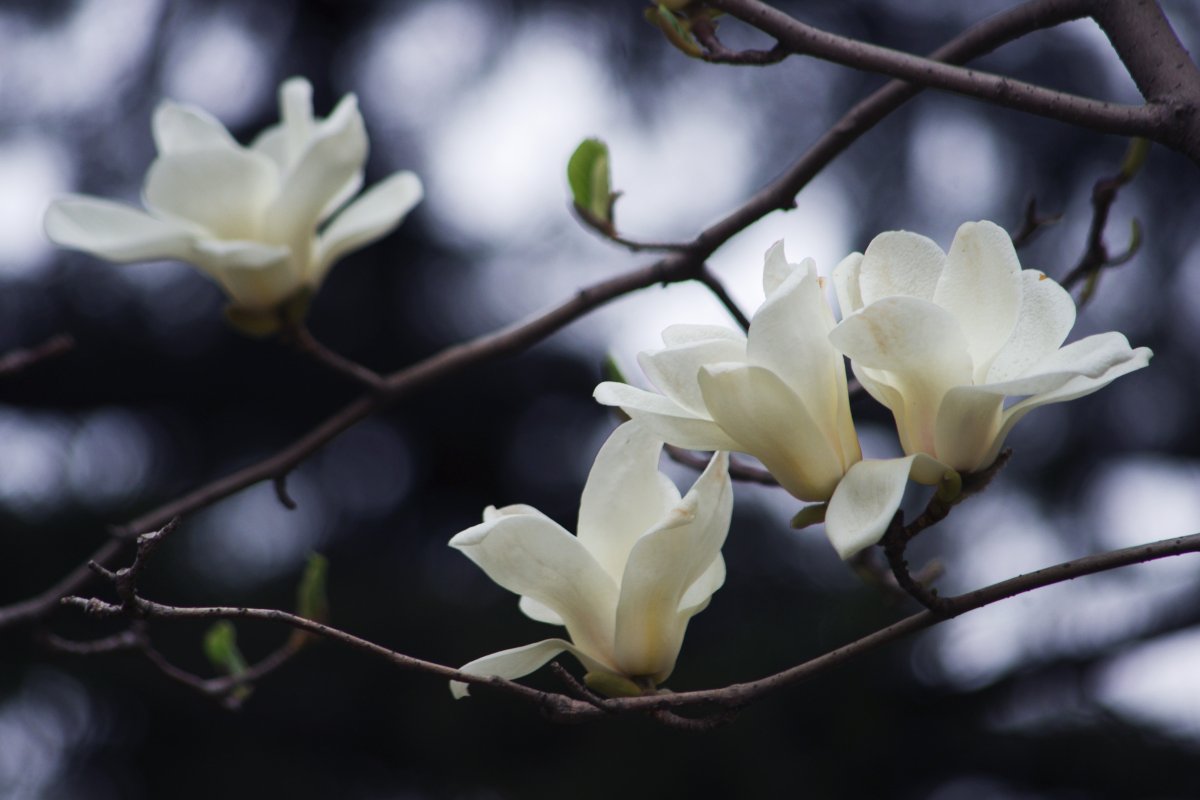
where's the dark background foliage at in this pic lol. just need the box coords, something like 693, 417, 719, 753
2, 1, 1200, 797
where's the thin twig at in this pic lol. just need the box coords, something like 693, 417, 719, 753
0, 334, 74, 377
696, 264, 751, 331
571, 204, 689, 253
664, 445, 778, 486
691, 17, 789, 66
1010, 196, 1062, 249
285, 324, 386, 391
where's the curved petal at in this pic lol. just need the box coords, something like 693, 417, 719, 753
824, 454, 947, 559
933, 221, 1023, 379
451, 638, 605, 699
762, 240, 805, 297
983, 344, 1152, 466
698, 364, 845, 501
747, 255, 844, 447
975, 332, 1146, 398
986, 270, 1076, 384
189, 239, 297, 309
859, 230, 946, 304
832, 251, 864, 319
152, 101, 237, 155
143, 148, 279, 240
278, 77, 316, 166
576, 421, 681, 583
831, 296, 972, 456
661, 324, 745, 348
518, 596, 565, 626
44, 196, 197, 263
593, 381, 741, 452
482, 503, 550, 523
449, 514, 618, 663
678, 553, 725, 617
262, 94, 367, 250
934, 385, 1005, 473
313, 171, 423, 283
613, 452, 731, 681
637, 338, 746, 417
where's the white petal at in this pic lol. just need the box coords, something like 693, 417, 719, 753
933, 385, 1005, 472
279, 77, 316, 166
830, 296, 972, 455
143, 148, 279, 240
593, 381, 741, 452
678, 553, 725, 616
986, 270, 1076, 384
637, 338, 746, 417
976, 332, 1145, 398
613, 451, 731, 680
482, 503, 548, 522
698, 363, 846, 501
824, 454, 947, 559
262, 94, 367, 250
984, 343, 1152, 466
152, 102, 237, 154
189, 239, 297, 309
746, 255, 845, 449
762, 240, 798, 297
44, 196, 197, 263
832, 251, 864, 319
576, 421, 681, 583
451, 638, 597, 699
518, 596, 565, 626
449, 514, 618, 663
933, 221, 1023, 379
858, 230, 946, 304
661, 324, 745, 348
314, 171, 423, 283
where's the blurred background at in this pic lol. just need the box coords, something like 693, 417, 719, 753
1, 0, 1199, 797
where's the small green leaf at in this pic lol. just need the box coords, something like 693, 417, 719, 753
223, 305, 283, 337
567, 138, 614, 228
296, 552, 330, 624
204, 621, 248, 677
601, 354, 628, 385
644, 4, 704, 58
1119, 138, 1151, 180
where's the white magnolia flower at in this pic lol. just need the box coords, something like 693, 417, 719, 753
44, 77, 422, 316
594, 242, 860, 503
824, 220, 1152, 558
449, 421, 731, 698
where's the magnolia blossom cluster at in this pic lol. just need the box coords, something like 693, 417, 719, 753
38, 80, 1151, 699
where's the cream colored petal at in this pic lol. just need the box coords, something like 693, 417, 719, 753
824, 454, 947, 559
613, 452, 731, 681
44, 196, 197, 263
518, 596, 565, 626
698, 364, 845, 501
143, 148, 279, 240
189, 239, 297, 310
762, 240, 800, 296
576, 421, 682, 583
482, 503, 548, 522
313, 171, 423, 284
661, 324, 745, 348
832, 251, 864, 319
982, 344, 1152, 466
933, 221, 1023, 379
637, 338, 746, 417
747, 255, 844, 442
976, 332, 1145, 398
678, 553, 725, 616
986, 270, 1076, 384
262, 94, 367, 249
152, 101, 237, 154
593, 381, 741, 452
858, 230, 946, 304
934, 385, 1005, 473
449, 514, 618, 662
831, 297, 972, 456
450, 638, 606, 699
278, 77, 316, 166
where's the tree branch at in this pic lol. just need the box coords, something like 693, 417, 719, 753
61, 519, 1200, 723
0, 333, 74, 377
711, 0, 1169, 139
